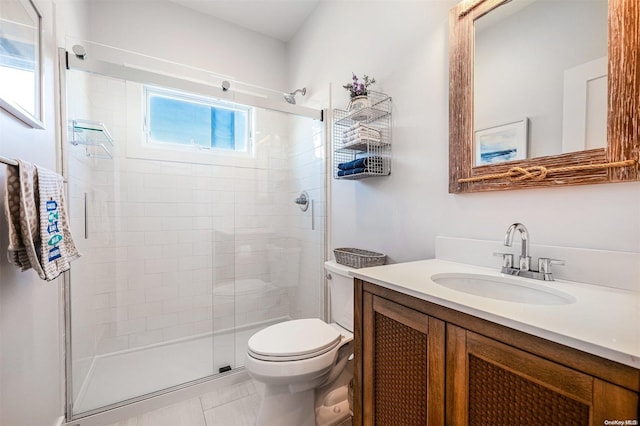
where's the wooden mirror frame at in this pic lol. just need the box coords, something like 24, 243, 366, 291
449, 0, 639, 193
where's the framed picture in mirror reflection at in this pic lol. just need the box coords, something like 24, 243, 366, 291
474, 118, 528, 166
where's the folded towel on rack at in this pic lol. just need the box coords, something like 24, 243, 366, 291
337, 157, 383, 171
343, 134, 381, 144
343, 127, 381, 139
344, 122, 379, 133
5, 160, 80, 281
337, 158, 366, 170
337, 167, 366, 177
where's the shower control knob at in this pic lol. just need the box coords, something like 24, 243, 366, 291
294, 191, 309, 211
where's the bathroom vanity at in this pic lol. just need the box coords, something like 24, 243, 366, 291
351, 260, 640, 425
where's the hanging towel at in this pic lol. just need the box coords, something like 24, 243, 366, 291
5, 160, 80, 281
5, 161, 40, 272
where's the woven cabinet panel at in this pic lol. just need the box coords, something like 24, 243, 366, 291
373, 312, 428, 425
468, 355, 590, 426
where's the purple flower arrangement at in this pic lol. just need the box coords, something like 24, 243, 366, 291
342, 73, 376, 99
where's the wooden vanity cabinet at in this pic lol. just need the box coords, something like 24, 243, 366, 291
448, 326, 638, 425
354, 279, 640, 426
359, 291, 445, 425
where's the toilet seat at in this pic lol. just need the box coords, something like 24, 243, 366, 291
248, 318, 342, 362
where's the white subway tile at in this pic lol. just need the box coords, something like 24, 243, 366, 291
128, 273, 162, 289
179, 307, 212, 324
146, 313, 179, 330
114, 231, 146, 247
145, 230, 180, 245
160, 302, 192, 317
127, 301, 163, 319
193, 217, 213, 230
161, 243, 193, 259
109, 289, 146, 307
127, 245, 162, 260
162, 217, 192, 231
161, 270, 193, 287
179, 255, 212, 271
145, 285, 179, 302
126, 217, 163, 232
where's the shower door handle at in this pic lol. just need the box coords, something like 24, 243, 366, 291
84, 192, 89, 239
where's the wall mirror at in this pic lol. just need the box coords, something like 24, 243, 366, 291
0, 0, 44, 129
449, 0, 638, 193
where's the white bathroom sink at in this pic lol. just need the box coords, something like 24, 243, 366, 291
430, 273, 576, 305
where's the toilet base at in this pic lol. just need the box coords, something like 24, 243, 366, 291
256, 385, 315, 426
315, 354, 353, 426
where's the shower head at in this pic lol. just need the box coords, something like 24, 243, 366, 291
284, 88, 306, 104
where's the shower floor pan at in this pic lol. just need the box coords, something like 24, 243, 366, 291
73, 319, 285, 415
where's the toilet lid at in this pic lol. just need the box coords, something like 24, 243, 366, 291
248, 318, 341, 362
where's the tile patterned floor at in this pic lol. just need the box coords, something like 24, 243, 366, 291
106, 379, 260, 426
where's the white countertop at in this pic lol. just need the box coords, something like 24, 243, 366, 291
351, 259, 640, 369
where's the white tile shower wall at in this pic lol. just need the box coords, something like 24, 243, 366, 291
69, 73, 311, 364
285, 116, 326, 320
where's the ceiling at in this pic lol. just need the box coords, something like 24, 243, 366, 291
167, 0, 322, 42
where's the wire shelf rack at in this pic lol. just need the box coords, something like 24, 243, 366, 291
332, 91, 391, 180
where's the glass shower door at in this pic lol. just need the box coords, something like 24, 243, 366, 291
66, 69, 222, 416
64, 47, 325, 419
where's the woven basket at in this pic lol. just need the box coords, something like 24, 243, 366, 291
333, 248, 386, 269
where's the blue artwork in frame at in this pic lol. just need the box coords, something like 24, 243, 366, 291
474, 118, 528, 166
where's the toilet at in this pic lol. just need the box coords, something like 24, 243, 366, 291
245, 261, 355, 426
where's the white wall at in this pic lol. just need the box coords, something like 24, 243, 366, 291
288, 0, 640, 267
0, 0, 64, 424
57, 0, 289, 93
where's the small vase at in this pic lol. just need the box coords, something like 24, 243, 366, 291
348, 95, 371, 112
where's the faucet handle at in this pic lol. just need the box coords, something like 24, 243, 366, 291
538, 258, 565, 274
493, 252, 514, 269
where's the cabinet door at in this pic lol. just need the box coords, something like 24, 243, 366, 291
447, 326, 639, 426
362, 293, 445, 425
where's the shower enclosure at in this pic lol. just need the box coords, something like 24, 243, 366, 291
61, 44, 326, 419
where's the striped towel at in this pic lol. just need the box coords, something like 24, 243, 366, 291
5, 160, 80, 281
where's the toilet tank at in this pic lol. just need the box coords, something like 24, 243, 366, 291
324, 261, 354, 332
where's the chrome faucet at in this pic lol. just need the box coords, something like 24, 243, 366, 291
504, 223, 531, 271
495, 223, 565, 281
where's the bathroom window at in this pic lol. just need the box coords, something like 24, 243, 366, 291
145, 86, 250, 153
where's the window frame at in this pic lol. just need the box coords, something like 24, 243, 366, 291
143, 85, 253, 155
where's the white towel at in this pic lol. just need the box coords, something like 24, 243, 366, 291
345, 122, 379, 133
343, 126, 382, 140
5, 160, 80, 281
344, 133, 381, 143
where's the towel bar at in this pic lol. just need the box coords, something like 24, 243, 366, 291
0, 155, 68, 183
